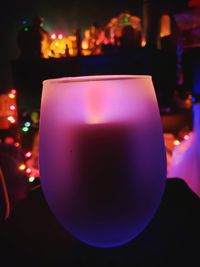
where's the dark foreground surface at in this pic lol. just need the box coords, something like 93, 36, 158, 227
0, 178, 200, 267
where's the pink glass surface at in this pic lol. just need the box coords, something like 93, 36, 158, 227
39, 75, 166, 247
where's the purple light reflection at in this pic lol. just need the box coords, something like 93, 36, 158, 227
39, 75, 166, 247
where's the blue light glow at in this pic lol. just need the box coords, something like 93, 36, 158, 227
193, 66, 200, 95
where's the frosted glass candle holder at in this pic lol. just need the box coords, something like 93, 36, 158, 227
39, 75, 166, 248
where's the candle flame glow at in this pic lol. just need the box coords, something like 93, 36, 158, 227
86, 87, 103, 124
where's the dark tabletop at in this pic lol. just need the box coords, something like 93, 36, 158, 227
0, 178, 200, 267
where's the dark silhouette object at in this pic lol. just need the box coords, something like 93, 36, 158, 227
65, 44, 70, 57
120, 25, 141, 52
75, 28, 82, 56
143, 0, 161, 49
0, 125, 20, 143
0, 178, 200, 266
0, 168, 10, 220
102, 43, 119, 54
157, 48, 177, 108
17, 16, 49, 59
0, 143, 24, 162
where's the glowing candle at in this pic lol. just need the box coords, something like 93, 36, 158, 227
39, 75, 166, 248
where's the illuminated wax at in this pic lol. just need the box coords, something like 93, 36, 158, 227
39, 75, 166, 248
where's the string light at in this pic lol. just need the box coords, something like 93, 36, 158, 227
24, 121, 31, 127
7, 116, 16, 124
10, 89, 16, 94
184, 135, 190, 141
141, 38, 146, 47
25, 151, 32, 158
174, 140, 180, 146
18, 164, 26, 171
26, 168, 32, 174
22, 20, 27, 25
4, 137, 14, 144
5, 89, 17, 125
22, 126, 29, 132
8, 93, 15, 99
15, 142, 20, 147
51, 33, 56, 39
28, 176, 35, 183
58, 34, 63, 39
9, 105, 16, 111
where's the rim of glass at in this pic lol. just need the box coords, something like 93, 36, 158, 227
43, 75, 152, 85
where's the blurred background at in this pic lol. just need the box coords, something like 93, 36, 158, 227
0, 0, 200, 266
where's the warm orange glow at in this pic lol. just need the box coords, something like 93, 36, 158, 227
86, 87, 104, 124
8, 93, 15, 99
15, 142, 20, 147
49, 37, 68, 57
51, 33, 56, 39
0, 92, 18, 129
174, 140, 180, 146
141, 36, 146, 47
66, 36, 78, 56
7, 116, 16, 123
106, 11, 141, 47
160, 14, 171, 37
19, 164, 26, 171
41, 33, 51, 59
82, 40, 89, 50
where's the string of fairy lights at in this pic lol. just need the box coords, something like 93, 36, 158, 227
6, 89, 17, 125
1, 87, 192, 185
0, 88, 39, 184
